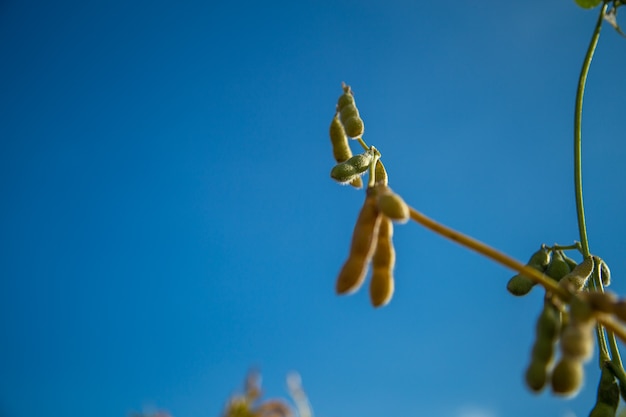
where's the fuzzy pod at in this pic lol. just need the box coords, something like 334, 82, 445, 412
559, 257, 594, 292
329, 114, 351, 163
560, 323, 595, 361
551, 358, 584, 397
375, 160, 388, 186
337, 86, 355, 113
329, 114, 362, 189
343, 116, 365, 138
588, 365, 620, 417
507, 274, 535, 296
507, 247, 552, 296
336, 191, 383, 294
339, 101, 364, 138
340, 103, 359, 122
546, 250, 572, 281
525, 360, 549, 392
375, 186, 410, 224
369, 216, 396, 307
536, 303, 561, 340
525, 303, 560, 391
330, 152, 373, 184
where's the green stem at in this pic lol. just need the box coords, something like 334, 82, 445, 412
591, 276, 611, 364
574, 2, 607, 258
548, 242, 581, 252
573, 2, 623, 373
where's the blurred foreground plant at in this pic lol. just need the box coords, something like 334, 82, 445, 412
222, 372, 312, 417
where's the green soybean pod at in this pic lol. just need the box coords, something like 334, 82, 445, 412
551, 357, 584, 397
507, 246, 552, 296
337, 84, 355, 113
546, 250, 571, 281
525, 360, 549, 392
507, 274, 535, 296
375, 160, 388, 186
369, 216, 395, 308
562, 252, 579, 271
330, 153, 373, 184
559, 257, 594, 293
376, 185, 410, 224
589, 365, 619, 417
336, 190, 383, 295
560, 322, 594, 361
525, 303, 561, 392
528, 246, 552, 270
329, 114, 351, 162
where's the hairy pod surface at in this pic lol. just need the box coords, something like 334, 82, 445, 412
589, 365, 620, 417
338, 95, 364, 137
336, 191, 383, 294
343, 116, 365, 138
330, 153, 373, 184
329, 114, 351, 163
551, 358, 584, 397
337, 85, 355, 113
546, 250, 572, 281
369, 216, 395, 307
375, 185, 409, 224
559, 257, 594, 292
375, 160, 388, 186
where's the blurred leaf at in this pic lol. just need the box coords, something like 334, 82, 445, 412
575, 0, 603, 9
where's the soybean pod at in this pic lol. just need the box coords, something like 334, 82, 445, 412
369, 216, 396, 307
336, 189, 383, 295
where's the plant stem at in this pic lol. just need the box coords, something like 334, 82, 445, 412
574, 2, 608, 258
572, 2, 622, 371
407, 205, 626, 345
407, 206, 567, 298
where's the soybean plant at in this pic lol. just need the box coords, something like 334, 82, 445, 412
325, 1, 626, 415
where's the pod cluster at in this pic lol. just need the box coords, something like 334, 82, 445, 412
328, 84, 365, 189
337, 84, 364, 138
329, 83, 388, 188
335, 185, 409, 307
525, 302, 561, 392
550, 296, 596, 397
222, 372, 294, 417
507, 246, 598, 297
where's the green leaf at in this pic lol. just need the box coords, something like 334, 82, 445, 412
575, 0, 602, 9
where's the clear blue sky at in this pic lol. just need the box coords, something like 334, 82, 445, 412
2, 1, 626, 417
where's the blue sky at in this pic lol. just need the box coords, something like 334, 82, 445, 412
2, 1, 626, 417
